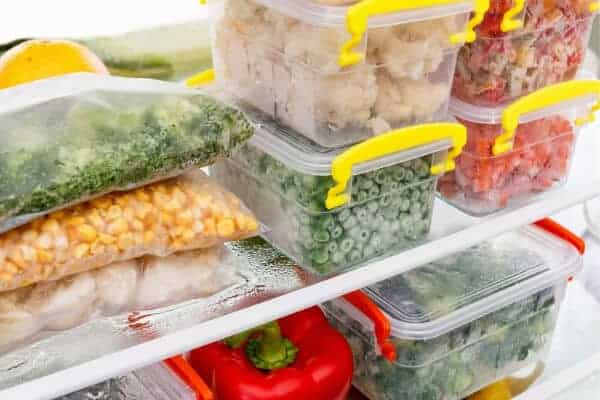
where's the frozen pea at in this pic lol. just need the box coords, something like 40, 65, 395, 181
348, 226, 362, 241
356, 190, 369, 203
367, 201, 379, 214
411, 189, 421, 203
363, 245, 377, 259
401, 198, 411, 212
361, 178, 374, 190
340, 237, 355, 253
342, 215, 358, 230
390, 220, 401, 233
329, 224, 344, 239
404, 169, 415, 182
410, 202, 422, 216
392, 168, 406, 182
327, 241, 339, 254
311, 248, 330, 265
331, 251, 346, 266
415, 219, 428, 234
375, 170, 389, 185
383, 207, 398, 220
316, 214, 335, 230
299, 225, 312, 240
313, 230, 331, 243
358, 228, 371, 243
348, 250, 362, 264
338, 208, 352, 222
367, 185, 380, 200
400, 215, 414, 232
420, 188, 432, 204
370, 233, 384, 251
415, 158, 431, 177
354, 205, 368, 219
380, 195, 392, 208
373, 214, 386, 227
387, 181, 400, 193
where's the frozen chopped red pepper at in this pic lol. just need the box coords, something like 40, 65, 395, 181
439, 115, 575, 211
189, 307, 353, 400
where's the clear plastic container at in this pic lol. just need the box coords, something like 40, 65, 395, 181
211, 118, 467, 275
454, 0, 597, 106
58, 357, 211, 400
438, 80, 599, 216
208, 0, 488, 147
322, 221, 584, 400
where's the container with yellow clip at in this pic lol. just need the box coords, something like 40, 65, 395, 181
211, 118, 466, 274
453, 0, 598, 106
206, 0, 487, 148
439, 80, 600, 216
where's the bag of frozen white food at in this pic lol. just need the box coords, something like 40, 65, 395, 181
0, 170, 258, 293
0, 73, 255, 233
0, 245, 243, 352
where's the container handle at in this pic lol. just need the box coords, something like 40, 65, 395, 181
343, 291, 397, 361
187, 69, 216, 88
500, 0, 525, 32
339, 0, 490, 67
494, 80, 600, 156
165, 356, 215, 400
326, 122, 467, 210
534, 218, 586, 255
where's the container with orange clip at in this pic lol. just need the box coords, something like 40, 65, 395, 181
322, 219, 584, 400
439, 80, 600, 216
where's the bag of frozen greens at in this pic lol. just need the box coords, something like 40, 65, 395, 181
0, 73, 254, 233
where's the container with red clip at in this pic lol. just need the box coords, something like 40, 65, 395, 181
322, 219, 584, 400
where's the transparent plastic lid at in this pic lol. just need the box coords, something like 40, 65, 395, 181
365, 225, 582, 340
247, 111, 452, 176
449, 94, 598, 125
246, 0, 474, 28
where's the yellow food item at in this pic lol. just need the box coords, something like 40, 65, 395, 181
468, 381, 512, 400
0, 171, 257, 292
0, 40, 108, 89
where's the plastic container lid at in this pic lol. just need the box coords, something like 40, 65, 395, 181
244, 0, 474, 28
363, 224, 582, 341
247, 112, 452, 177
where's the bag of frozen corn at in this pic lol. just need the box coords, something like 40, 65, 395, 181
0, 73, 255, 233
0, 170, 258, 293
0, 245, 243, 352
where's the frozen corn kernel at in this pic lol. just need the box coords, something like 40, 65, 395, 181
0, 171, 257, 292
77, 225, 97, 243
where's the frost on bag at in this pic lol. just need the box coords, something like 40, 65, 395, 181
0, 73, 255, 233
0, 170, 258, 293
0, 246, 242, 352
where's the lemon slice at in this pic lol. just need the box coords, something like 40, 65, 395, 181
0, 39, 108, 89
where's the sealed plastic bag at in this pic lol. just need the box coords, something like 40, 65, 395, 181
0, 170, 258, 293
0, 73, 255, 233
0, 245, 242, 352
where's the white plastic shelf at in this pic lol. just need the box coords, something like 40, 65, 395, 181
1, 124, 600, 400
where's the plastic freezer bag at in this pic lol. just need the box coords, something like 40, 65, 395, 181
0, 170, 258, 293
0, 245, 243, 352
0, 73, 255, 233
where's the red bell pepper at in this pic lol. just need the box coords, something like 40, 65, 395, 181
189, 307, 353, 400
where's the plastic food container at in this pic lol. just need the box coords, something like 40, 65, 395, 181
438, 80, 600, 216
211, 120, 467, 275
206, 0, 488, 147
59, 356, 212, 400
323, 219, 584, 400
454, 0, 598, 106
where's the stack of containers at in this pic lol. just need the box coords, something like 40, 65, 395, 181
439, 0, 600, 215
0, 74, 260, 352
206, 0, 493, 274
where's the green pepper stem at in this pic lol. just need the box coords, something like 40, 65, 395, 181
224, 322, 298, 371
